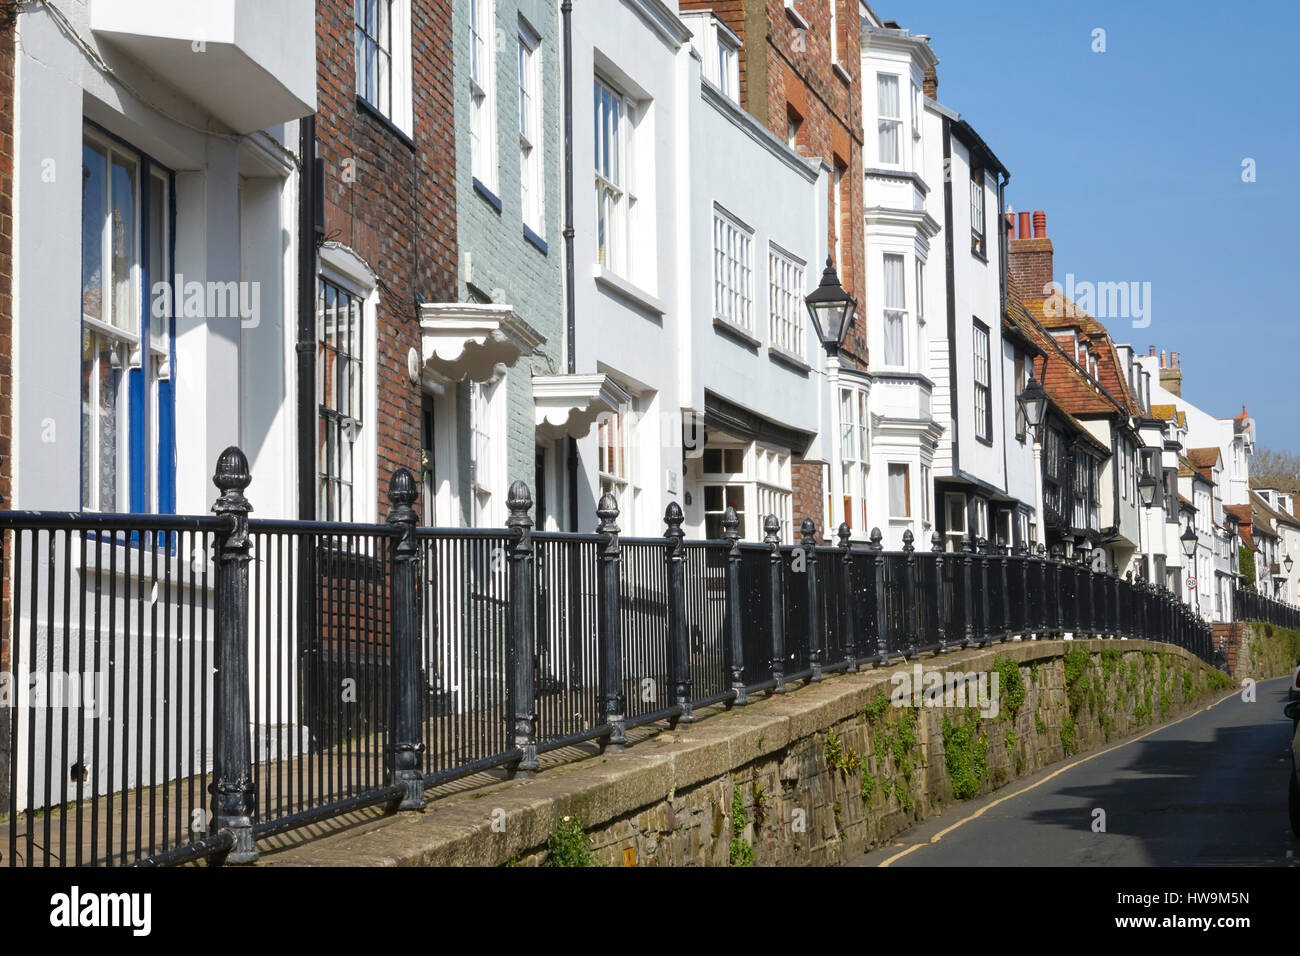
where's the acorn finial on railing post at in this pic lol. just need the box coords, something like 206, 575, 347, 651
210, 446, 257, 864
800, 518, 823, 681
868, 527, 883, 552
838, 522, 857, 670
722, 506, 746, 704
902, 529, 915, 553
764, 515, 787, 692
931, 531, 944, 553
386, 467, 426, 810
664, 502, 692, 725
596, 492, 626, 751
505, 481, 539, 776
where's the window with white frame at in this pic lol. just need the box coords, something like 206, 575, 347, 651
595, 77, 635, 275
876, 73, 901, 165
716, 30, 739, 101
888, 463, 911, 518
840, 385, 869, 531
468, 378, 506, 527
882, 253, 906, 367
831, 161, 846, 274
1014, 354, 1027, 440
973, 319, 991, 442
910, 81, 922, 170
318, 277, 365, 522
945, 493, 966, 551
713, 206, 754, 332
974, 497, 988, 542
828, 0, 839, 64
769, 244, 806, 356
598, 401, 640, 530
920, 464, 932, 525
470, 0, 497, 189
702, 444, 792, 543
518, 21, 543, 234
356, 0, 393, 116
81, 128, 175, 514
970, 165, 986, 257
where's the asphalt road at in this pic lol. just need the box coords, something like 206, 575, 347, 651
851, 676, 1298, 867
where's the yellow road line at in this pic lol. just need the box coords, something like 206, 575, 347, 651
878, 689, 1241, 867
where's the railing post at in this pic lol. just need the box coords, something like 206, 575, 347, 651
801, 519, 823, 682
978, 537, 991, 646
664, 502, 692, 726
597, 493, 626, 751
961, 533, 976, 648
838, 523, 857, 671
210, 447, 258, 865
765, 515, 787, 693
506, 481, 539, 776
933, 532, 947, 653
723, 507, 746, 706
1000, 544, 1011, 638
902, 529, 917, 658
871, 528, 889, 664
1038, 544, 1048, 636
386, 468, 427, 810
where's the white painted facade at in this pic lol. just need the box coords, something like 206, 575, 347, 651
12, 0, 313, 518
679, 17, 828, 545
567, 0, 692, 537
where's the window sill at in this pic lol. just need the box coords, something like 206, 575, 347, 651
356, 95, 416, 151
712, 316, 761, 350
975, 435, 994, 447
523, 225, 548, 255
784, 4, 810, 31
767, 344, 812, 374
473, 178, 503, 214
831, 62, 852, 86
971, 246, 989, 264
593, 266, 667, 316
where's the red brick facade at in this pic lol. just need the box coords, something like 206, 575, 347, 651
314, 1, 457, 516
679, 1, 865, 534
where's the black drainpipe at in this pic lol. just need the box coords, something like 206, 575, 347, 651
297, 116, 320, 521
563, 0, 579, 531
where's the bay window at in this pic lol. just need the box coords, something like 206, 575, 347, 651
888, 464, 910, 518
80, 127, 175, 514
876, 73, 901, 165
701, 444, 792, 543
882, 253, 906, 367
839, 385, 869, 531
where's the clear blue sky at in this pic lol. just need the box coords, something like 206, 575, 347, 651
892, 0, 1300, 450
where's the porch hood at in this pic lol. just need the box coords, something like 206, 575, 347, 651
533, 374, 631, 440
416, 303, 545, 385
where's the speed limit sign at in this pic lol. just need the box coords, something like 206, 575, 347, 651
1186, 577, 1197, 589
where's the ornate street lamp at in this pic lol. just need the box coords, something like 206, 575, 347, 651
1016, 374, 1049, 442
1286, 554, 1294, 574
805, 257, 857, 355
1180, 524, 1198, 559
806, 257, 857, 539
1137, 473, 1157, 508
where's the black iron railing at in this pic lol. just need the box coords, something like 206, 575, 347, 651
0, 446, 1218, 867
1234, 588, 1300, 631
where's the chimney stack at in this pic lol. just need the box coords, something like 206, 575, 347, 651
1148, 345, 1155, 357
1008, 207, 1054, 297
922, 65, 938, 99
1160, 351, 1183, 397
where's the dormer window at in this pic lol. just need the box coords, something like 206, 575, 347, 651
684, 12, 742, 104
